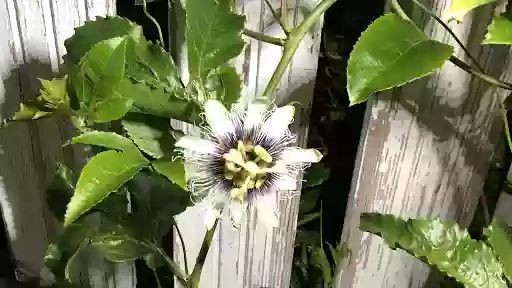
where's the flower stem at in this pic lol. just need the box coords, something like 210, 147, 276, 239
260, 0, 338, 102
243, 29, 285, 46
151, 244, 188, 287
187, 219, 219, 288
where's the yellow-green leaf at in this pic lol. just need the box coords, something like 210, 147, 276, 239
360, 213, 507, 288
347, 13, 453, 105
446, 0, 497, 22
484, 218, 512, 283
483, 15, 512, 45
64, 150, 148, 225
72, 131, 139, 153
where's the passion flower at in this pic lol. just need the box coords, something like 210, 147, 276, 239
175, 99, 322, 229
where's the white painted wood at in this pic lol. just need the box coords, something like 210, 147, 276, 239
337, 1, 512, 287
0, 0, 134, 287
172, 0, 325, 287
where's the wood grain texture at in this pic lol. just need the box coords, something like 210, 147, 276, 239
172, 0, 324, 287
0, 0, 134, 287
337, 1, 511, 287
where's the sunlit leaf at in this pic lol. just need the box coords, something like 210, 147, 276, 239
39, 77, 69, 106
483, 15, 512, 45
121, 114, 171, 159
93, 96, 133, 123
204, 65, 242, 108
186, 0, 245, 80
347, 13, 453, 105
64, 16, 142, 65
484, 218, 512, 283
127, 40, 182, 91
360, 213, 507, 288
64, 150, 148, 225
446, 0, 497, 22
118, 79, 201, 123
72, 131, 140, 154
10, 103, 52, 122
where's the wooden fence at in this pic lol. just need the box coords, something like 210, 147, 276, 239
0, 0, 325, 287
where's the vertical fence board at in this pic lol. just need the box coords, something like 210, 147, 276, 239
172, 0, 325, 287
0, 0, 134, 286
337, 1, 511, 287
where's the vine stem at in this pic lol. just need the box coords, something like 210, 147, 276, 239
153, 269, 163, 288
264, 0, 289, 35
281, 0, 289, 33
243, 29, 285, 46
142, 0, 165, 46
187, 220, 219, 288
260, 0, 338, 101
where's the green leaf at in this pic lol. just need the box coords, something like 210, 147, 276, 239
127, 40, 182, 91
64, 16, 142, 65
304, 163, 330, 188
446, 0, 497, 22
204, 65, 242, 108
152, 157, 187, 191
483, 15, 512, 45
64, 242, 91, 286
144, 252, 166, 270
93, 96, 133, 122
359, 213, 508, 288
186, 0, 245, 80
64, 150, 148, 225
90, 228, 150, 262
295, 230, 321, 247
310, 247, 332, 288
484, 218, 512, 283
121, 114, 172, 159
39, 77, 69, 106
128, 172, 191, 238
7, 77, 70, 123
121, 114, 187, 189
72, 131, 140, 154
119, 79, 201, 123
297, 212, 322, 227
299, 189, 319, 214
326, 242, 349, 272
10, 103, 52, 121
80, 37, 126, 83
347, 13, 453, 105
46, 164, 76, 222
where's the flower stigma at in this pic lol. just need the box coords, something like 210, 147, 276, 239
223, 141, 274, 201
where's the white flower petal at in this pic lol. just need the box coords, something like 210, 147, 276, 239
202, 192, 228, 229
244, 102, 267, 131
275, 174, 297, 191
280, 148, 323, 164
255, 192, 279, 228
205, 99, 234, 137
262, 105, 295, 139
175, 136, 217, 154
229, 200, 246, 225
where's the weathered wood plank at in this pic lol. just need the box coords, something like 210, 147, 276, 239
172, 0, 324, 287
0, 0, 134, 286
337, 1, 511, 287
